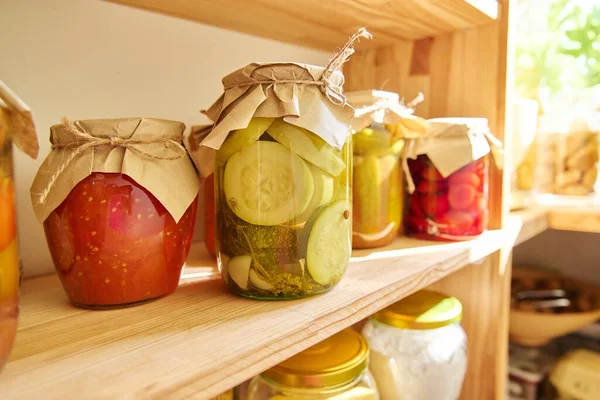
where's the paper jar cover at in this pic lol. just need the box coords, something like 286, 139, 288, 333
31, 118, 200, 223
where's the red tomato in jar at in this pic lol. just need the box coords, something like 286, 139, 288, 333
409, 194, 425, 218
420, 191, 449, 218
421, 165, 445, 182
441, 211, 475, 236
448, 184, 476, 211
448, 171, 481, 188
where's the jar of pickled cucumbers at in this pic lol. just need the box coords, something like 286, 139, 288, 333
404, 118, 501, 241
247, 329, 379, 400
199, 62, 355, 299
347, 90, 427, 249
31, 118, 200, 308
0, 81, 39, 370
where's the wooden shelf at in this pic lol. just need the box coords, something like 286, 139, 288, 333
105, 0, 499, 50
1, 230, 511, 399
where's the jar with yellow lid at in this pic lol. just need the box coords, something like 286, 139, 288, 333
362, 290, 467, 400
247, 329, 379, 399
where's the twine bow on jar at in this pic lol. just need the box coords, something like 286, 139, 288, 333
222, 28, 373, 107
36, 117, 188, 205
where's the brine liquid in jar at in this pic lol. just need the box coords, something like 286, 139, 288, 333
0, 135, 18, 370
352, 124, 403, 249
43, 173, 197, 308
406, 155, 489, 241
215, 117, 352, 299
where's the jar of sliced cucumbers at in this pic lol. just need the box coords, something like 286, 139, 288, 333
200, 62, 355, 299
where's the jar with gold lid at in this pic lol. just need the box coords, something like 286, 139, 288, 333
362, 290, 467, 400
247, 329, 379, 399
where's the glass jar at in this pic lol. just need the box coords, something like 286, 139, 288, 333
362, 290, 467, 400
215, 117, 352, 299
0, 108, 18, 370
32, 117, 200, 309
352, 124, 403, 249
406, 154, 488, 241
247, 329, 379, 400
43, 173, 197, 308
204, 174, 217, 258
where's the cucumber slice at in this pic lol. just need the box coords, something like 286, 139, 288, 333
267, 119, 346, 177
228, 255, 252, 289
293, 163, 334, 224
306, 200, 351, 285
224, 141, 314, 226
217, 117, 275, 161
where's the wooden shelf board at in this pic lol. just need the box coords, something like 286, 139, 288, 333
105, 0, 499, 50
547, 205, 600, 234
1, 230, 509, 399
511, 207, 549, 246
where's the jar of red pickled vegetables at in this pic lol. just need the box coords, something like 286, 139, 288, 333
0, 81, 39, 371
198, 59, 360, 300
347, 90, 427, 249
31, 118, 200, 308
404, 118, 501, 241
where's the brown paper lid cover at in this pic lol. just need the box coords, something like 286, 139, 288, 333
30, 118, 200, 223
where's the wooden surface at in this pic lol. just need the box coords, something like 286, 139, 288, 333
1, 231, 512, 400
512, 207, 549, 246
105, 0, 498, 50
547, 205, 600, 234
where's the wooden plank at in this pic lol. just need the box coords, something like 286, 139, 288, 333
1, 231, 510, 399
547, 206, 600, 234
105, 0, 498, 50
511, 207, 548, 246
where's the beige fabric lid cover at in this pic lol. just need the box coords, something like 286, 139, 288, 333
31, 118, 200, 223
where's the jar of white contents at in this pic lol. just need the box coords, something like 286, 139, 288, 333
247, 328, 379, 399
362, 290, 467, 400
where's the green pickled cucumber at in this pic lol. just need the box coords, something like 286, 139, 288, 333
333, 138, 352, 201
353, 155, 383, 234
353, 154, 402, 246
305, 200, 351, 285
223, 141, 314, 226
217, 117, 275, 161
353, 126, 392, 155
292, 163, 334, 224
267, 119, 346, 176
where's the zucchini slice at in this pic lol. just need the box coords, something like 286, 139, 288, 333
223, 141, 314, 226
217, 117, 275, 161
306, 200, 351, 285
267, 119, 346, 177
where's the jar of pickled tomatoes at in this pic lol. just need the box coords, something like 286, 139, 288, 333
0, 82, 39, 370
31, 118, 200, 308
199, 62, 355, 300
347, 90, 427, 249
404, 118, 499, 241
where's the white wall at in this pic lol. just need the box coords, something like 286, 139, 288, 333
0, 0, 329, 277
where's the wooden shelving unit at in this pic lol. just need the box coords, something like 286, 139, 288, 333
2, 231, 510, 399
3, 1, 524, 399
106, 0, 499, 50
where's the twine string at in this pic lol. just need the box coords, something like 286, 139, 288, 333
37, 117, 187, 205
222, 28, 373, 107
